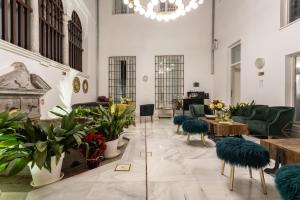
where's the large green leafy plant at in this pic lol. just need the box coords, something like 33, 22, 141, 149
0, 108, 86, 176
92, 105, 135, 141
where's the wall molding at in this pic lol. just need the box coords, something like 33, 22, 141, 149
0, 40, 90, 79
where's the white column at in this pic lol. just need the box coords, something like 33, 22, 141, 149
63, 14, 71, 66
30, 0, 39, 53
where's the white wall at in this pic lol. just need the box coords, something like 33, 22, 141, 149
99, 0, 214, 114
214, 0, 300, 106
0, 0, 98, 119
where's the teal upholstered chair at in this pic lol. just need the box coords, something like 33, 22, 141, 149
247, 106, 295, 138
189, 104, 205, 119
173, 115, 193, 133
275, 164, 300, 200
216, 137, 270, 195
182, 119, 209, 145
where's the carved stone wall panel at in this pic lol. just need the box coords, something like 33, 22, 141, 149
0, 97, 21, 111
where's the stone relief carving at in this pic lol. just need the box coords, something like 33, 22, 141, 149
0, 62, 51, 120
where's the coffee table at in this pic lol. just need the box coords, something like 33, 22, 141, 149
261, 138, 300, 173
200, 117, 249, 141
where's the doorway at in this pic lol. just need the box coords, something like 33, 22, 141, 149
230, 42, 241, 105
294, 55, 300, 121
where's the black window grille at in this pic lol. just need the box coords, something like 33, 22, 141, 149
114, 0, 134, 14
39, 0, 64, 64
0, 0, 32, 50
109, 56, 136, 105
155, 55, 184, 109
159, 2, 177, 12
290, 0, 300, 22
69, 11, 83, 72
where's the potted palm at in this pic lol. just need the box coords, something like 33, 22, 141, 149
0, 109, 86, 187
92, 105, 135, 158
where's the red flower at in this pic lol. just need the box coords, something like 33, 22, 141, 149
84, 133, 95, 142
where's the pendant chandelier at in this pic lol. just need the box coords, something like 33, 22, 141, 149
123, 0, 205, 22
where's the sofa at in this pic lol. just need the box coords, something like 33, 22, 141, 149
232, 105, 267, 124
247, 106, 295, 138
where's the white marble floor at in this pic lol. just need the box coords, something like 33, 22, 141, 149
11, 119, 281, 200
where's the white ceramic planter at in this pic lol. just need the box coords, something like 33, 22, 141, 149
29, 153, 65, 187
118, 132, 126, 148
104, 139, 120, 159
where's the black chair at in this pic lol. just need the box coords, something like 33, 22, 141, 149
140, 104, 154, 123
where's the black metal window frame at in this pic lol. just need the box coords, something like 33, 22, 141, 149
113, 0, 134, 15
155, 55, 184, 109
159, 2, 177, 12
289, 0, 300, 23
39, 0, 64, 64
69, 11, 83, 72
1, 0, 32, 50
109, 56, 136, 106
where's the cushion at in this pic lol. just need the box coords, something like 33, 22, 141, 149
232, 116, 249, 124
182, 119, 208, 134
254, 107, 269, 121
216, 137, 270, 169
247, 120, 268, 136
190, 104, 205, 117
267, 108, 280, 123
275, 165, 300, 200
173, 115, 193, 125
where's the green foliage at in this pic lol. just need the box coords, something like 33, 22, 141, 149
0, 108, 86, 176
229, 100, 255, 116
0, 111, 26, 135
92, 105, 135, 141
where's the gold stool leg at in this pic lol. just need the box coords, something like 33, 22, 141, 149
177, 125, 180, 133
230, 165, 235, 191
221, 160, 225, 175
201, 134, 206, 145
249, 168, 253, 179
187, 133, 191, 144
259, 168, 267, 195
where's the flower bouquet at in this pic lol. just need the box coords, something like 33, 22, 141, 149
209, 100, 225, 120
81, 132, 107, 169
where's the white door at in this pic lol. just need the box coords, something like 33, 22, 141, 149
230, 43, 241, 105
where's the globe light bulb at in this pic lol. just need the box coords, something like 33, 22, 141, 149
198, 0, 204, 4
169, 0, 176, 4
123, 0, 129, 5
128, 2, 134, 8
152, 0, 159, 5
160, 0, 167, 3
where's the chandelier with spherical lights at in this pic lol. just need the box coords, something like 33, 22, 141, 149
123, 0, 205, 22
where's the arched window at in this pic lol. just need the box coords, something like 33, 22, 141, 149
39, 0, 64, 63
68, 11, 83, 72
1, 0, 32, 50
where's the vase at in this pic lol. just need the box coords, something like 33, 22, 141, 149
28, 153, 65, 187
86, 156, 103, 169
215, 110, 223, 121
104, 139, 120, 159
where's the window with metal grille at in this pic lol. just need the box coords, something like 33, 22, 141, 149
109, 56, 136, 105
39, 0, 64, 64
155, 55, 184, 109
113, 0, 134, 14
0, 0, 32, 50
69, 11, 83, 72
289, 0, 300, 22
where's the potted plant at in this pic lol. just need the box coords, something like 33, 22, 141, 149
209, 100, 225, 120
92, 104, 135, 158
0, 109, 86, 187
80, 132, 106, 169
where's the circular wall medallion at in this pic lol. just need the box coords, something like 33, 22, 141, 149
73, 77, 80, 93
142, 75, 148, 82
82, 79, 89, 94
255, 58, 265, 70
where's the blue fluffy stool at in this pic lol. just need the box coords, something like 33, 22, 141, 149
173, 115, 193, 133
275, 164, 300, 200
182, 119, 208, 145
216, 137, 270, 195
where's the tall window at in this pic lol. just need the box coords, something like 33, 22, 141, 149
39, 0, 64, 63
289, 0, 300, 22
0, 0, 32, 50
109, 56, 136, 105
69, 11, 83, 72
113, 0, 134, 14
159, 2, 177, 12
155, 55, 184, 109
